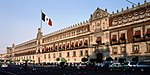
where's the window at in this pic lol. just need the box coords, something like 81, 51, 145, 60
44, 54, 46, 59
67, 43, 69, 48
85, 50, 88, 56
120, 33, 125, 40
55, 46, 58, 50
53, 53, 55, 58
90, 36, 93, 42
96, 37, 101, 44
112, 47, 117, 54
134, 30, 141, 38
146, 29, 150, 37
48, 54, 50, 58
59, 53, 62, 57
67, 52, 70, 57
132, 45, 139, 53
79, 41, 82, 46
29, 56, 31, 60
75, 42, 78, 47
121, 46, 126, 54
146, 44, 150, 52
112, 35, 117, 41
74, 59, 76, 61
80, 51, 83, 56
84, 40, 88, 45
71, 42, 74, 47
59, 45, 61, 49
32, 56, 34, 59
73, 51, 76, 57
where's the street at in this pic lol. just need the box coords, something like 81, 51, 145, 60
0, 64, 150, 75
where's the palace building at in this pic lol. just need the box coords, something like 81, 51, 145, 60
6, 1, 150, 63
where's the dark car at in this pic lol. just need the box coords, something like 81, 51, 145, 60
136, 61, 150, 71
127, 61, 137, 71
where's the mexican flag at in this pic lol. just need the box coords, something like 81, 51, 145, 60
42, 12, 52, 26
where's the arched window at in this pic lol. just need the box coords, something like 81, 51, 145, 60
79, 41, 82, 46
84, 40, 88, 45
63, 44, 65, 49
75, 42, 78, 47
71, 42, 74, 47
67, 43, 69, 48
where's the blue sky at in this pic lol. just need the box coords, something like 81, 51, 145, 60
0, 0, 149, 53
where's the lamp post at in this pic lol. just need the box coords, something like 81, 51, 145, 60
105, 42, 110, 58
123, 43, 127, 61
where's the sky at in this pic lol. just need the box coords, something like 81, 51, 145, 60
0, 0, 149, 54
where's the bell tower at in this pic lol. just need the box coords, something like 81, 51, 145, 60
36, 28, 43, 63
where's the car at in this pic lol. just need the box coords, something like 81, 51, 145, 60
109, 63, 129, 71
95, 63, 104, 70
136, 61, 150, 71
126, 61, 137, 71
77, 63, 90, 69
128, 61, 137, 67
1, 63, 8, 67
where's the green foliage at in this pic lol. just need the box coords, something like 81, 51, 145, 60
89, 59, 96, 63
32, 60, 35, 62
22, 59, 30, 62
118, 58, 125, 64
56, 58, 60, 61
96, 53, 103, 63
61, 58, 67, 63
106, 57, 113, 61
81, 57, 88, 62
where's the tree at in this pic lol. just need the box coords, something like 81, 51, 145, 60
56, 58, 60, 61
96, 53, 103, 63
89, 59, 96, 63
81, 57, 88, 62
118, 58, 125, 64
61, 58, 67, 63
106, 57, 113, 61
132, 56, 139, 63
114, 57, 118, 61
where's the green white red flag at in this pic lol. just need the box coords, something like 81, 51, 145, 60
42, 12, 52, 26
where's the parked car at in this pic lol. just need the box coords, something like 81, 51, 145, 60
109, 63, 129, 71
136, 61, 150, 71
94, 63, 104, 70
126, 61, 137, 71
77, 63, 90, 69
1, 63, 8, 68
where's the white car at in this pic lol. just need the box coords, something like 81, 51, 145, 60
1, 64, 8, 67
77, 63, 90, 69
109, 63, 129, 71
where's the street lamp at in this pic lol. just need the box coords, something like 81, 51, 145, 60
105, 42, 110, 58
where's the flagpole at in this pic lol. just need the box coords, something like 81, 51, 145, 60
40, 10, 42, 28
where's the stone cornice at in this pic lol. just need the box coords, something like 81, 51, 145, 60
110, 1, 150, 17
43, 21, 90, 39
